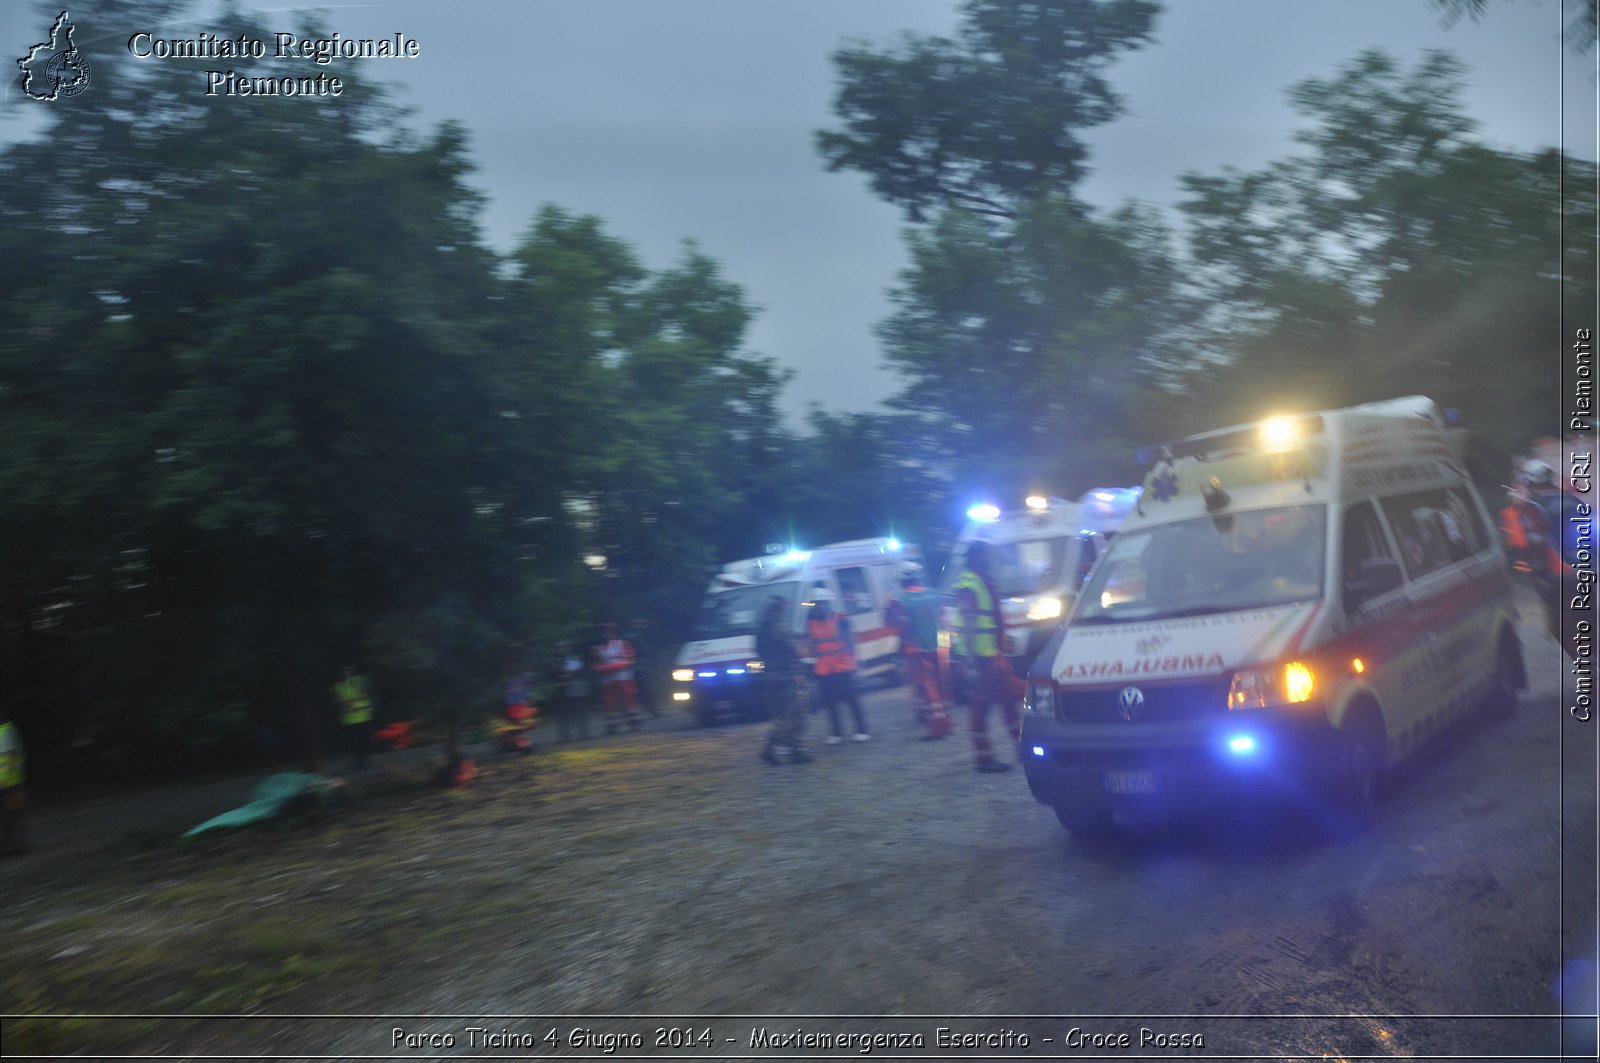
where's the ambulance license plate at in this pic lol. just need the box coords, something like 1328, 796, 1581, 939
1103, 770, 1159, 795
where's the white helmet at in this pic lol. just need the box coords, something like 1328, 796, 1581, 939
1520, 459, 1555, 486
896, 561, 925, 583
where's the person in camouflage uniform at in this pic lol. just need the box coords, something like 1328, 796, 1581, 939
756, 596, 811, 765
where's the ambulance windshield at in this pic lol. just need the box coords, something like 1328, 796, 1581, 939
1074, 505, 1326, 624
692, 582, 802, 640
946, 537, 1077, 598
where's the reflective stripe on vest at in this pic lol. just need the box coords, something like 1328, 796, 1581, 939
952, 569, 1001, 657
334, 676, 374, 725
808, 615, 854, 675
0, 722, 24, 789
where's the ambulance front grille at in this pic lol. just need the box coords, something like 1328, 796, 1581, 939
1056, 679, 1231, 724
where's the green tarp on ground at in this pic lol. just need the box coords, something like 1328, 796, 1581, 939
182, 773, 342, 837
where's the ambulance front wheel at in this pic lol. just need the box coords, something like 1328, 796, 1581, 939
1326, 705, 1385, 835
1485, 635, 1522, 717
1054, 803, 1114, 836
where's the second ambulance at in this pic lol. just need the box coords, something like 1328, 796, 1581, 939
1020, 397, 1524, 834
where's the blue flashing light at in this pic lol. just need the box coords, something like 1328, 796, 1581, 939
696, 671, 717, 679
1030, 745, 1046, 758
726, 667, 746, 675
1443, 407, 1463, 426
1227, 735, 1257, 755
886, 537, 902, 552
967, 503, 1001, 523
783, 549, 811, 564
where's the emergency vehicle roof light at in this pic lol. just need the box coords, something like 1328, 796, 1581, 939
886, 538, 902, 552
1443, 408, 1463, 426
783, 549, 810, 564
967, 503, 1001, 523
1025, 495, 1048, 511
1260, 416, 1297, 453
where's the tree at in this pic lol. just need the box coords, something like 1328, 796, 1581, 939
1174, 49, 1594, 473
816, 0, 1160, 222
0, 5, 532, 777
1430, 0, 1598, 54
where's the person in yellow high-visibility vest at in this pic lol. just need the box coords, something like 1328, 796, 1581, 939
332, 666, 378, 771
0, 706, 28, 855
952, 540, 1020, 773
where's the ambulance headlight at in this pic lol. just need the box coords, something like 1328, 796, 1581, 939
967, 503, 1000, 523
1024, 682, 1057, 718
671, 668, 695, 683
1026, 596, 1063, 622
1228, 661, 1316, 710
745, 660, 765, 672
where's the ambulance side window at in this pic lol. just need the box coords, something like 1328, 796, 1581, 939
835, 567, 874, 615
1380, 490, 1467, 578
1446, 487, 1491, 556
1342, 502, 1396, 584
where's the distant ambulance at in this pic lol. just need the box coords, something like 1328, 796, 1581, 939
672, 538, 918, 726
1020, 397, 1524, 835
940, 488, 1140, 674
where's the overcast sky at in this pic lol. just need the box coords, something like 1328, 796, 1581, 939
4, 0, 1596, 421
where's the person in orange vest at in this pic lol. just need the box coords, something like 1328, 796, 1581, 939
885, 561, 950, 740
592, 622, 642, 734
952, 540, 1020, 773
806, 587, 869, 744
1518, 459, 1591, 656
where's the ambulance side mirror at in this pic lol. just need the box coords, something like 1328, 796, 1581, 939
1344, 556, 1403, 611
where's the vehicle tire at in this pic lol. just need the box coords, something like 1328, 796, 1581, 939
1325, 706, 1384, 837
1054, 803, 1114, 836
1485, 635, 1522, 718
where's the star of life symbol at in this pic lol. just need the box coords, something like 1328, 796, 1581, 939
1117, 685, 1145, 722
1135, 633, 1171, 656
17, 11, 92, 101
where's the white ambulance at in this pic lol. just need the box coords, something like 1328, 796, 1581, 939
940, 488, 1140, 673
671, 537, 918, 726
1020, 397, 1524, 835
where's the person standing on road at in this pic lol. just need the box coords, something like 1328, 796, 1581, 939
885, 561, 950, 740
1521, 458, 1591, 657
952, 540, 1020, 773
0, 706, 28, 856
755, 596, 812, 765
592, 622, 642, 735
332, 665, 377, 772
549, 641, 594, 742
622, 618, 662, 718
806, 588, 869, 744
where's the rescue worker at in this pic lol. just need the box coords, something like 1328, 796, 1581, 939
0, 705, 27, 856
952, 540, 1020, 773
332, 665, 377, 772
755, 596, 812, 765
1519, 458, 1590, 656
806, 588, 869, 743
549, 641, 593, 741
592, 622, 642, 734
885, 561, 950, 739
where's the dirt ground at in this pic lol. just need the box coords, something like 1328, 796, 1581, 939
3, 680, 1050, 1057
3, 599, 1593, 1062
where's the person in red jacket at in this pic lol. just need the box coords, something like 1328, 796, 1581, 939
592, 622, 642, 734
